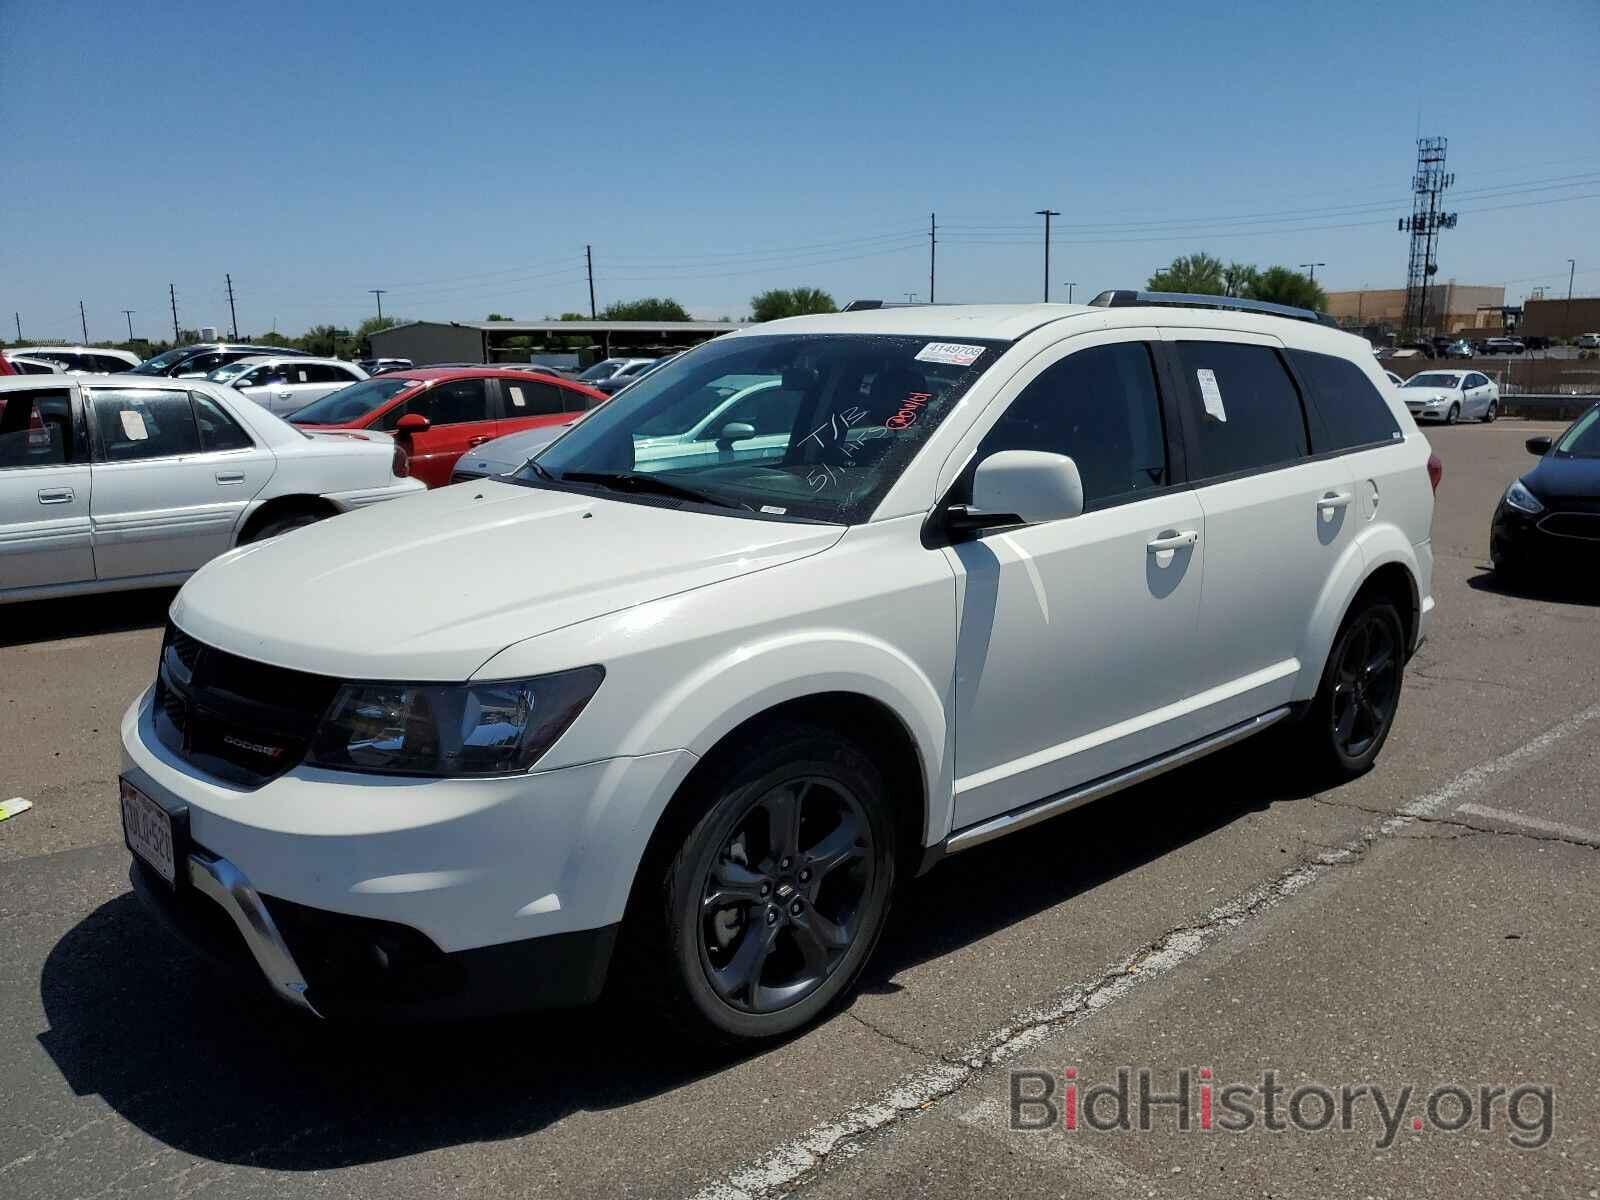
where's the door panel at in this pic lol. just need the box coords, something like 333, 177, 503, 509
0, 384, 94, 591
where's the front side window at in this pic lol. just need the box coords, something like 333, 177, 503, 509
191, 392, 253, 451
290, 377, 416, 424
0, 388, 78, 469
1174, 341, 1308, 479
130, 347, 192, 376
975, 342, 1169, 508
1288, 350, 1402, 453
1555, 406, 1600, 457
523, 333, 1007, 523
88, 389, 200, 461
405, 378, 491, 426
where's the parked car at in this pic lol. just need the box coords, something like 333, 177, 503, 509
1576, 333, 1600, 350
120, 293, 1435, 1039
1491, 402, 1600, 582
357, 357, 414, 375
1400, 369, 1499, 423
130, 343, 309, 379
207, 356, 368, 416
0, 375, 421, 604
1398, 340, 1436, 359
1481, 338, 1525, 356
449, 415, 586, 482
4, 355, 65, 375
289, 367, 604, 488
589, 353, 682, 396
1441, 339, 1474, 359
1384, 369, 1404, 388
575, 356, 658, 386
5, 345, 141, 373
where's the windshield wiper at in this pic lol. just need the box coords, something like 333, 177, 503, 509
520, 459, 555, 481
558, 470, 748, 510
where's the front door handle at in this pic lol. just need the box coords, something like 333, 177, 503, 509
1146, 530, 1198, 553
468, 436, 490, 446
1318, 490, 1353, 512
37, 487, 74, 505
215, 471, 245, 485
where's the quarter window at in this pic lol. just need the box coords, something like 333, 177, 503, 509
1287, 350, 1402, 453
1174, 342, 1308, 478
89, 389, 201, 460
191, 392, 253, 451
975, 342, 1169, 508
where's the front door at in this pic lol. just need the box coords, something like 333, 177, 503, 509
0, 382, 95, 594
947, 333, 1208, 829
383, 377, 499, 487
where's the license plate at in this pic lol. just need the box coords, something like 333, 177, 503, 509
121, 778, 177, 886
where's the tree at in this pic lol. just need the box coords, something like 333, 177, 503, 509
1223, 262, 1259, 298
1248, 266, 1328, 312
485, 312, 511, 321
1148, 253, 1226, 295
599, 297, 690, 321
750, 287, 837, 322
558, 312, 588, 321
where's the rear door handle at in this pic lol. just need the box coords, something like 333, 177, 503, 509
1146, 530, 1198, 552
37, 487, 74, 505
215, 471, 245, 485
1318, 490, 1353, 511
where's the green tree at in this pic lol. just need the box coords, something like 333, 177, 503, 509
1248, 266, 1328, 312
254, 331, 295, 349
559, 312, 588, 321
485, 312, 511, 321
1223, 262, 1260, 298
1148, 253, 1227, 295
599, 297, 691, 321
357, 315, 399, 338
750, 287, 837, 322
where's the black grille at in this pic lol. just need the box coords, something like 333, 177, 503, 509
1538, 512, 1600, 541
154, 622, 340, 787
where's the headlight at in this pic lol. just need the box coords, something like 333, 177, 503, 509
1504, 480, 1544, 515
306, 666, 604, 776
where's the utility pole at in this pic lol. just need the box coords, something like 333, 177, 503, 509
122, 309, 136, 340
903, 292, 917, 304
1063, 281, 1077, 304
1035, 209, 1060, 302
1566, 259, 1576, 339
13, 312, 21, 341
1299, 262, 1326, 282
169, 283, 180, 343
225, 274, 239, 339
585, 245, 597, 318
369, 289, 386, 321
79, 300, 88, 344
929, 212, 937, 304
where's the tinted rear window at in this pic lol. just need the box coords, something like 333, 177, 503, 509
1173, 341, 1309, 478
1288, 350, 1403, 453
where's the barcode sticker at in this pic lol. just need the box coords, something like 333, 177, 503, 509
1196, 369, 1226, 422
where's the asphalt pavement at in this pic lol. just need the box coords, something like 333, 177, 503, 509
1, 419, 1595, 1199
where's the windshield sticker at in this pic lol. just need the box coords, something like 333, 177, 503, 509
119, 409, 149, 440
760, 504, 788, 515
915, 342, 985, 367
508, 385, 526, 407
885, 391, 932, 430
1196, 369, 1226, 422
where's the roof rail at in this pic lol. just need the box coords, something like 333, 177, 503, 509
841, 299, 941, 311
1088, 289, 1338, 327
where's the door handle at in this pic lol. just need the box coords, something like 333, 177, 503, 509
1146, 530, 1198, 553
468, 436, 490, 446
1318, 490, 1353, 511
215, 471, 245, 485
37, 487, 74, 505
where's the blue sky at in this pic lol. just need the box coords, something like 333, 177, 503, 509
2, 0, 1596, 340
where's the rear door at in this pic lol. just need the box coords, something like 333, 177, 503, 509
85, 387, 273, 580
1160, 331, 1359, 724
497, 375, 573, 434
0, 383, 95, 593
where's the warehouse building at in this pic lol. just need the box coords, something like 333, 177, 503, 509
1521, 296, 1600, 339
366, 318, 741, 368
1324, 282, 1505, 335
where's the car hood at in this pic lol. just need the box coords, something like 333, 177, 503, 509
171, 482, 845, 681
1525, 454, 1600, 506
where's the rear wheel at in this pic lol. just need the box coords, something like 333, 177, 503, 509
244, 509, 327, 543
1299, 600, 1406, 782
615, 723, 897, 1044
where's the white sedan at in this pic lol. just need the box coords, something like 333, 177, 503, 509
1399, 369, 1500, 424
0, 374, 423, 604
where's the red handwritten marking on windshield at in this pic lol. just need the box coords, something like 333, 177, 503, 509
885, 391, 932, 430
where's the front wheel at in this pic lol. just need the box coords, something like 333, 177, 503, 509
1446, 403, 1460, 425
1298, 600, 1406, 782
1482, 400, 1497, 423
617, 723, 898, 1044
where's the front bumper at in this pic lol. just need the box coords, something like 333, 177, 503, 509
1491, 501, 1600, 572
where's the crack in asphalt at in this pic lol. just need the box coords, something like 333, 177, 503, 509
1312, 797, 1600, 851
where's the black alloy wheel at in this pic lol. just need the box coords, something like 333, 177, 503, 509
1328, 611, 1401, 762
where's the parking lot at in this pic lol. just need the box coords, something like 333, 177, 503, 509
0, 418, 1595, 1199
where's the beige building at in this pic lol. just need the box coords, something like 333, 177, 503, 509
1521, 297, 1600, 339
1325, 283, 1505, 333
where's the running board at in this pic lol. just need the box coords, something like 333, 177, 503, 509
943, 707, 1292, 856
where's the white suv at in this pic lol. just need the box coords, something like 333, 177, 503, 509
119, 293, 1436, 1040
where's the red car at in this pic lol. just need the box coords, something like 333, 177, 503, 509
289, 367, 604, 488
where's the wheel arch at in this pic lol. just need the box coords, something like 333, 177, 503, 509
235, 494, 338, 545
1296, 528, 1421, 698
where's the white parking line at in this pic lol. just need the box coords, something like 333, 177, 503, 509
1455, 803, 1600, 847
686, 702, 1600, 1200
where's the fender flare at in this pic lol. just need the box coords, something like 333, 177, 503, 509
1294, 526, 1420, 698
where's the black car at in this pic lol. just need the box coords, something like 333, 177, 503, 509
1490, 403, 1600, 581
129, 343, 309, 378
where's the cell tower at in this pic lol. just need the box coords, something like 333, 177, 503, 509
1397, 136, 1458, 336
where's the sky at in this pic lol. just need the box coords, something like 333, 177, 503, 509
1, 0, 1596, 342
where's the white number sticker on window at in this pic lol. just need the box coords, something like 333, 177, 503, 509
1196, 368, 1226, 422
914, 342, 985, 367
508, 385, 526, 407
119, 410, 149, 440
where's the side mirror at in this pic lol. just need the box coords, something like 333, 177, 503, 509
951, 450, 1084, 535
1526, 435, 1552, 456
396, 413, 431, 435
716, 421, 756, 445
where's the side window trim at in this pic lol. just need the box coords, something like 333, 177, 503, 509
188, 390, 256, 453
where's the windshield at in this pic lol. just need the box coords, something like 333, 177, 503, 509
578, 358, 625, 381
1405, 373, 1463, 389
518, 333, 1007, 523
1555, 406, 1600, 457
289, 376, 416, 424
130, 347, 192, 375
207, 360, 260, 383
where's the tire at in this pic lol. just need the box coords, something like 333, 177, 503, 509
1445, 403, 1460, 425
244, 509, 327, 543
1482, 400, 1497, 423
613, 721, 898, 1045
1298, 599, 1406, 782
